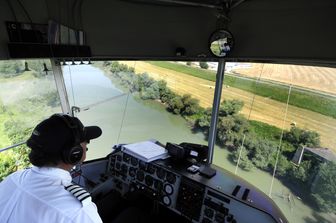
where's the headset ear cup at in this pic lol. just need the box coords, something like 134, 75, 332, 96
62, 146, 83, 165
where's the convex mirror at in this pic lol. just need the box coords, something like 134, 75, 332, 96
209, 30, 234, 57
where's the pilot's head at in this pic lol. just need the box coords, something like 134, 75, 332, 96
27, 114, 102, 169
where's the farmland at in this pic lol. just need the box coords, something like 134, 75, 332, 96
121, 61, 336, 151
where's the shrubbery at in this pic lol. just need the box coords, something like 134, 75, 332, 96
199, 62, 209, 69
102, 61, 334, 212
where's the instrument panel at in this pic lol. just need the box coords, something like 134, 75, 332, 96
106, 151, 287, 223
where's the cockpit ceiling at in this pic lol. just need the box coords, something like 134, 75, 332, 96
0, 0, 336, 66
120, 0, 242, 9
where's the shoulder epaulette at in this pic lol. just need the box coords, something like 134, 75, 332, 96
65, 183, 91, 206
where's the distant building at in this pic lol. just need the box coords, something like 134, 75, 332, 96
292, 146, 336, 165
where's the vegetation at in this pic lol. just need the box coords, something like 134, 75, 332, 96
101, 61, 335, 212
311, 162, 336, 212
148, 61, 336, 118
0, 60, 60, 181
199, 62, 209, 69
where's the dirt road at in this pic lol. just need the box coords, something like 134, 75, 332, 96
121, 61, 336, 150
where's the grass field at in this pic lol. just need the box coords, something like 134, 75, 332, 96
148, 61, 336, 119
122, 61, 336, 151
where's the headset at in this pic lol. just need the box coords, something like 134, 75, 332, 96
53, 114, 84, 165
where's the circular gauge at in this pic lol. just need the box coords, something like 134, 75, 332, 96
131, 157, 138, 166
162, 195, 171, 206
166, 172, 176, 184
147, 164, 156, 174
145, 175, 154, 187
136, 170, 145, 181
121, 164, 128, 174
164, 184, 174, 195
129, 167, 136, 177
156, 168, 166, 179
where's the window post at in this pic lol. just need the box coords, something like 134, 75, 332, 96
50, 59, 71, 115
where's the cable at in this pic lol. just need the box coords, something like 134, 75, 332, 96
116, 93, 130, 144
16, 0, 33, 23
234, 68, 262, 175
67, 63, 77, 106
6, 0, 18, 21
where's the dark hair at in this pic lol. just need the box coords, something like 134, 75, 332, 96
27, 137, 73, 167
28, 149, 61, 167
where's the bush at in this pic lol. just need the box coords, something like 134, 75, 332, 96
283, 127, 320, 148
311, 162, 336, 213
0, 60, 23, 77
0, 153, 17, 181
199, 62, 209, 69
231, 146, 254, 171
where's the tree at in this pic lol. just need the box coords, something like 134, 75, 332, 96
231, 146, 254, 171
180, 94, 200, 116
311, 162, 336, 213
167, 96, 184, 114
199, 62, 209, 69
219, 100, 244, 116
283, 127, 320, 148
250, 138, 277, 170
0, 153, 17, 181
288, 160, 312, 183
0, 60, 23, 77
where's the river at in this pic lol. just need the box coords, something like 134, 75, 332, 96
62, 64, 334, 223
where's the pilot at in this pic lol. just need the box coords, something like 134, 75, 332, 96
0, 114, 103, 223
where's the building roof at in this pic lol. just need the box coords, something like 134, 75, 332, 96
304, 147, 336, 162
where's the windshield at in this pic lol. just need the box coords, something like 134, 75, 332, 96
1, 59, 335, 222
63, 61, 336, 223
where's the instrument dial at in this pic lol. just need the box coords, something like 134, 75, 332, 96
164, 184, 174, 195
162, 195, 171, 206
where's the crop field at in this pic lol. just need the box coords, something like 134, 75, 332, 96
232, 63, 336, 96
121, 61, 336, 151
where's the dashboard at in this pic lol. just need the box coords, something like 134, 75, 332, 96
104, 150, 287, 223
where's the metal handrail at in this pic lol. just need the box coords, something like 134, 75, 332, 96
0, 142, 26, 153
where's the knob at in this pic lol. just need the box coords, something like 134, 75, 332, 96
164, 184, 174, 195
226, 214, 234, 222
204, 208, 214, 219
162, 195, 171, 206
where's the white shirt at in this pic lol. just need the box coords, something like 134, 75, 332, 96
0, 166, 103, 223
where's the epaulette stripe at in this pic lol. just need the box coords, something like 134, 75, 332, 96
68, 186, 81, 192
65, 184, 75, 189
66, 185, 79, 191
70, 187, 84, 194
77, 192, 90, 201
74, 190, 87, 197
79, 194, 91, 202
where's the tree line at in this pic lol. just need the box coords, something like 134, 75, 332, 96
100, 61, 336, 212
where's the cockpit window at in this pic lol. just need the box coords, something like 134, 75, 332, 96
63, 61, 336, 222
0, 59, 62, 179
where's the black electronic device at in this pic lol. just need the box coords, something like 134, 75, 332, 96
166, 142, 209, 163
179, 142, 209, 162
166, 142, 186, 161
